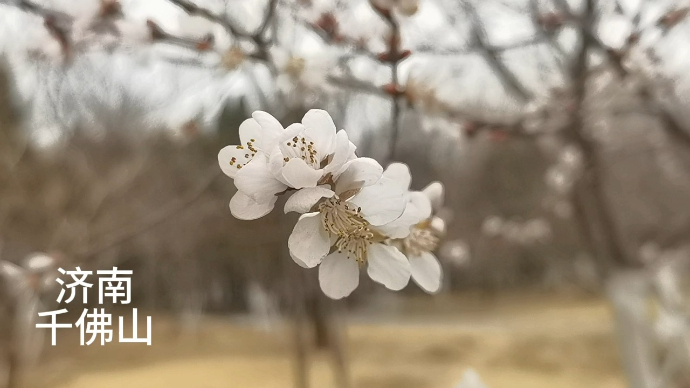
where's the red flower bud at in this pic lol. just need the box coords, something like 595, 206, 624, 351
537, 12, 564, 31
316, 13, 339, 37
196, 34, 214, 51
99, 0, 122, 18
377, 52, 390, 62
382, 83, 403, 96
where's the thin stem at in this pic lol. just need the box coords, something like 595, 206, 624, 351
77, 170, 221, 261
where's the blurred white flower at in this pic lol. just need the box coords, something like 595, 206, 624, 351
559, 145, 583, 170
287, 160, 411, 299
482, 216, 503, 237
22, 252, 60, 292
455, 368, 488, 388
271, 42, 337, 105
441, 239, 470, 267
545, 165, 573, 194
655, 308, 689, 346
385, 178, 445, 294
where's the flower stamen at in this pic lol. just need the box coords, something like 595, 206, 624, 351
284, 135, 319, 167
335, 230, 374, 266
319, 197, 368, 237
403, 227, 439, 256
319, 197, 373, 265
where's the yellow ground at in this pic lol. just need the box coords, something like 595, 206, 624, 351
34, 293, 626, 388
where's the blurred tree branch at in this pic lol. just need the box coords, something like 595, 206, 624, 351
77, 169, 221, 261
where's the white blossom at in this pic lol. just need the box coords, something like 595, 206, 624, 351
287, 160, 412, 299
219, 109, 446, 299
455, 369, 489, 388
268, 109, 355, 190
218, 110, 287, 219
389, 179, 445, 294
218, 109, 355, 220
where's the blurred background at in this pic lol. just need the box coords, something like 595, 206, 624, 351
0, 0, 690, 387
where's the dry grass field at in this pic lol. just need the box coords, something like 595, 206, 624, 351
30, 293, 626, 388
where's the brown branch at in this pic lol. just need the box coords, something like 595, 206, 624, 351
166, 0, 278, 61
17, 0, 73, 25
302, 16, 378, 61
527, 0, 566, 60
255, 0, 280, 41
463, 1, 533, 103
369, 4, 407, 161
167, 0, 243, 36
146, 20, 215, 52
565, 0, 634, 274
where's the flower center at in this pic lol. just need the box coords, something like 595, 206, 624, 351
283, 135, 319, 168
335, 229, 374, 266
319, 197, 373, 265
319, 197, 367, 236
228, 138, 258, 170
403, 227, 439, 256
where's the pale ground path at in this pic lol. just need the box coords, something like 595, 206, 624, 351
37, 294, 626, 388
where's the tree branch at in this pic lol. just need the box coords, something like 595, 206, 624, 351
77, 170, 221, 261
463, 1, 533, 103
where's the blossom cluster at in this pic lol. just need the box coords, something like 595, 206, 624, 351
218, 109, 445, 299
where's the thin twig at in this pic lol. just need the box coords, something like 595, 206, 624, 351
77, 170, 221, 260
463, 1, 533, 103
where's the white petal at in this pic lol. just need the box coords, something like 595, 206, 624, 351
0, 262, 29, 298
382, 163, 411, 191
422, 181, 444, 211
334, 158, 383, 194
409, 191, 432, 220
229, 191, 276, 220
268, 149, 291, 185
366, 244, 411, 291
250, 112, 284, 153
376, 195, 427, 239
281, 158, 323, 189
456, 369, 488, 388
319, 251, 360, 299
238, 118, 262, 147
218, 145, 251, 179
349, 176, 406, 226
323, 130, 351, 175
409, 251, 442, 294
429, 216, 446, 235
252, 111, 283, 136
277, 123, 307, 156
302, 109, 337, 157
288, 212, 331, 268
235, 156, 288, 203
284, 187, 335, 213
331, 141, 358, 177
290, 252, 311, 268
